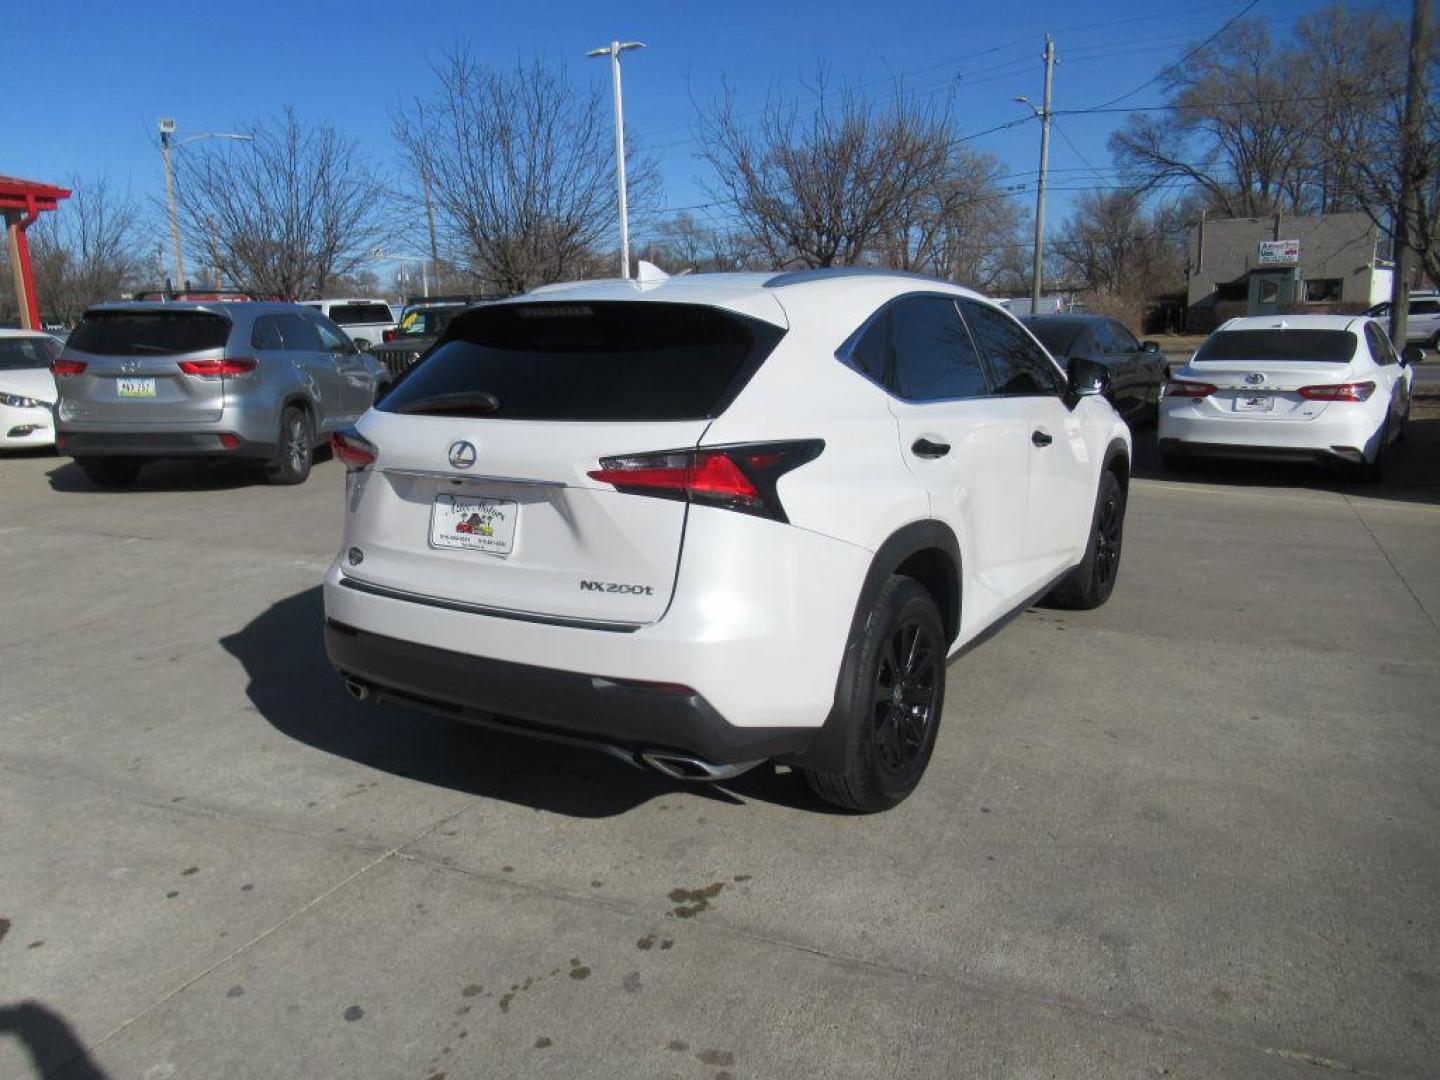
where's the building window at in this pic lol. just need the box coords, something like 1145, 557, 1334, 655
1305, 278, 1343, 303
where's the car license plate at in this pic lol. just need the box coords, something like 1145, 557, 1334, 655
1234, 394, 1273, 412
117, 377, 156, 398
429, 494, 516, 555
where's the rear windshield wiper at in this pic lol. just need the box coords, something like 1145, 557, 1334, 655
393, 390, 500, 415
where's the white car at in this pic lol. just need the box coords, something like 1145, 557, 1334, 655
321, 270, 1132, 811
1366, 293, 1440, 348
299, 299, 396, 352
0, 330, 64, 449
1159, 314, 1417, 480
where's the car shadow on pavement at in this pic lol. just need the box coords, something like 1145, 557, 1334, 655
45, 458, 265, 493
0, 999, 108, 1080
219, 587, 833, 817
1129, 415, 1440, 507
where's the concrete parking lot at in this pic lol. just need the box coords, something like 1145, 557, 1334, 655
2, 413, 1437, 1079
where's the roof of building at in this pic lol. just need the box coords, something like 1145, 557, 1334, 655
0, 175, 71, 212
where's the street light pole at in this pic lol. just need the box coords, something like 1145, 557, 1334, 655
156, 119, 253, 292
587, 40, 646, 280
1017, 36, 1055, 313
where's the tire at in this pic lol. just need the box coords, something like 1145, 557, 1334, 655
1047, 470, 1126, 610
77, 456, 142, 488
264, 406, 314, 485
801, 576, 946, 813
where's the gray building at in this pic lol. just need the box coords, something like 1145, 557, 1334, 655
1185, 212, 1392, 331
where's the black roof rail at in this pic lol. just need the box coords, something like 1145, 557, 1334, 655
762, 267, 954, 289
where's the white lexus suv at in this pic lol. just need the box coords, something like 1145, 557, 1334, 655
323, 269, 1131, 811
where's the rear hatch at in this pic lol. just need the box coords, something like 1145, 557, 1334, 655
57, 308, 233, 425
1178, 327, 1360, 420
346, 299, 785, 625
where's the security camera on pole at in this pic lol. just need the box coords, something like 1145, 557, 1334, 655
586, 40, 645, 281
156, 118, 253, 291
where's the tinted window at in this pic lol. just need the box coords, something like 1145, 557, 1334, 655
1194, 330, 1357, 363
1022, 319, 1084, 357
962, 301, 1063, 395
250, 315, 284, 351
309, 316, 354, 353
0, 336, 59, 370
276, 313, 323, 352
1365, 322, 1398, 366
1108, 321, 1140, 352
842, 311, 890, 384
378, 301, 784, 421
888, 296, 989, 401
68, 311, 231, 356
328, 303, 392, 325
397, 308, 457, 338
1413, 300, 1440, 315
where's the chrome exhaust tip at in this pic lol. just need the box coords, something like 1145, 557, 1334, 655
342, 676, 371, 702
639, 752, 761, 782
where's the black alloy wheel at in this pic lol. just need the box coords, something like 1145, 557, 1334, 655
871, 619, 939, 776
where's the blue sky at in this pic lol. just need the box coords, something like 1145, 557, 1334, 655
3, 0, 1404, 276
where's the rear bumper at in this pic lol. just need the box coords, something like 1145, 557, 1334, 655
325, 619, 816, 766
55, 430, 276, 459
1157, 402, 1384, 463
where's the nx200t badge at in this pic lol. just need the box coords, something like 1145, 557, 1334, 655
447, 441, 477, 469
580, 580, 655, 595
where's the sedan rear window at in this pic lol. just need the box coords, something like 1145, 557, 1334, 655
1195, 329, 1357, 363
328, 303, 393, 325
378, 301, 784, 421
68, 311, 232, 356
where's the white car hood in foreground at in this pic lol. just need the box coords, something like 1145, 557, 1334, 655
0, 368, 58, 404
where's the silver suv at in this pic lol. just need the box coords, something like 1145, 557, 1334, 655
53, 301, 387, 486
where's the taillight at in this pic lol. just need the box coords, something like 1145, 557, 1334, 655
587, 441, 823, 522
382, 329, 397, 343
331, 428, 377, 471
51, 359, 87, 377
178, 357, 258, 378
1298, 381, 1375, 402
1164, 379, 1216, 398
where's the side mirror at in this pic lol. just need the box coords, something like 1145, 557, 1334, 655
1142, 340, 1162, 353
1401, 344, 1424, 367
1066, 356, 1110, 405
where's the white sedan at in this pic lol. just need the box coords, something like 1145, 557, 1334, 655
1158, 314, 1417, 480
0, 330, 64, 449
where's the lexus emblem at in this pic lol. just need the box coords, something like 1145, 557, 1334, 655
1245, 373, 1265, 385
447, 441, 477, 469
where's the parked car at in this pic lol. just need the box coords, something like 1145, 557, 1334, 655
1022, 314, 1168, 425
1365, 293, 1440, 348
1158, 314, 1417, 480
370, 303, 470, 380
322, 269, 1132, 812
52, 301, 389, 487
0, 330, 64, 449
300, 299, 397, 352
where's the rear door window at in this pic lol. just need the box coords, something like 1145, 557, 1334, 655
1365, 323, 1399, 366
1195, 330, 1357, 363
888, 296, 989, 401
250, 315, 284, 351
276, 313, 323, 352
377, 301, 784, 421
68, 311, 231, 356
961, 300, 1065, 396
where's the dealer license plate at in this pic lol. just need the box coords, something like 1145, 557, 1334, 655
117, 377, 156, 398
1233, 395, 1273, 412
429, 494, 516, 555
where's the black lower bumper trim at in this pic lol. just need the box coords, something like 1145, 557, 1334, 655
324, 620, 818, 766
1160, 439, 1350, 465
59, 431, 275, 459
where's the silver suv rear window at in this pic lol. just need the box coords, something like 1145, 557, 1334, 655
1195, 329, 1357, 363
377, 301, 785, 421
68, 311, 231, 356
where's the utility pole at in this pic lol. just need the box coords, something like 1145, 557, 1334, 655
1031, 37, 1055, 312
158, 118, 185, 290
1388, 0, 1431, 348
587, 40, 646, 280
421, 166, 439, 298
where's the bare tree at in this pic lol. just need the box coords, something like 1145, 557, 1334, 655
172, 108, 389, 298
639, 211, 766, 273
26, 174, 145, 324
394, 51, 653, 293
697, 70, 960, 268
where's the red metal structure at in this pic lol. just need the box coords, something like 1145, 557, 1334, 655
2, 175, 71, 330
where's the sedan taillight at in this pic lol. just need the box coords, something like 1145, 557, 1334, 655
587, 441, 824, 522
1297, 381, 1375, 402
1164, 379, 1216, 398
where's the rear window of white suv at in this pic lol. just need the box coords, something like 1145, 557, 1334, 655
377, 301, 784, 421
1195, 329, 1357, 363
327, 303, 393, 325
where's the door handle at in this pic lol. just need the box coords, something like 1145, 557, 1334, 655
911, 438, 951, 459
1031, 429, 1053, 447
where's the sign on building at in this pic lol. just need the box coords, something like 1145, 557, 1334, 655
1258, 239, 1300, 265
